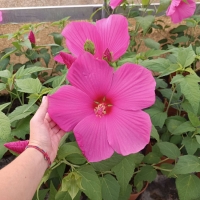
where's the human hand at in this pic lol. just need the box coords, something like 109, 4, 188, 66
29, 96, 66, 162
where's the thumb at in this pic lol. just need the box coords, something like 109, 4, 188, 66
34, 96, 48, 120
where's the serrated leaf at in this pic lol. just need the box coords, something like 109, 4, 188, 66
143, 152, 160, 164
91, 153, 124, 171
49, 182, 57, 200
134, 165, 157, 184
145, 107, 167, 128
57, 142, 86, 164
174, 36, 190, 44
140, 58, 170, 73
15, 78, 42, 93
112, 154, 136, 193
157, 142, 180, 159
100, 174, 120, 200
188, 111, 200, 127
177, 45, 196, 68
0, 70, 12, 78
151, 125, 159, 141
11, 116, 31, 139
0, 83, 6, 92
159, 64, 181, 77
144, 38, 160, 50
135, 15, 155, 34
15, 66, 49, 79
61, 172, 82, 199
0, 141, 8, 159
77, 165, 102, 200
0, 111, 12, 142
171, 155, 200, 174
176, 174, 200, 200
157, 0, 171, 13
8, 104, 38, 123
182, 137, 200, 155
49, 32, 63, 46
0, 102, 11, 111
166, 116, 186, 134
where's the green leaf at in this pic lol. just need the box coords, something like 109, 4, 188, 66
118, 184, 132, 200
159, 64, 181, 77
49, 32, 63, 46
171, 155, 200, 174
8, 104, 38, 123
91, 153, 124, 171
188, 111, 200, 127
0, 70, 12, 78
33, 189, 49, 200
157, 0, 171, 13
100, 174, 120, 200
55, 191, 81, 200
182, 137, 200, 155
15, 66, 49, 79
49, 182, 57, 200
0, 83, 6, 92
140, 58, 170, 73
145, 104, 167, 128
37, 48, 50, 66
151, 125, 159, 142
0, 111, 11, 142
135, 15, 155, 35
11, 116, 31, 139
61, 172, 82, 200
57, 142, 86, 165
170, 25, 188, 33
15, 78, 42, 93
174, 36, 190, 44
77, 165, 102, 200
177, 45, 196, 68
157, 142, 180, 159
155, 78, 168, 89
176, 174, 200, 200
144, 38, 160, 50
20, 39, 32, 49
0, 102, 11, 111
0, 141, 8, 159
134, 165, 157, 184
175, 75, 200, 113
160, 163, 174, 177
141, 0, 150, 5
52, 74, 67, 88
112, 154, 136, 193
143, 152, 160, 164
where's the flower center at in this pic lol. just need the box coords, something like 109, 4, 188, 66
94, 97, 112, 118
84, 40, 95, 55
103, 48, 112, 63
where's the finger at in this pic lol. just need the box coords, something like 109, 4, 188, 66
57, 130, 67, 140
34, 96, 48, 121
52, 125, 61, 134
45, 114, 57, 128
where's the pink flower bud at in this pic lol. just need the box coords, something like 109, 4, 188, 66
28, 31, 36, 44
0, 11, 3, 22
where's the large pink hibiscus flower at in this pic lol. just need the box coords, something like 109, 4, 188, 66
166, 0, 196, 23
109, 0, 124, 9
48, 52, 155, 162
61, 14, 129, 63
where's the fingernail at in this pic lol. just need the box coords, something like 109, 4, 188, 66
42, 96, 46, 102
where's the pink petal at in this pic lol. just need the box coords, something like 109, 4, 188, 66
48, 85, 93, 132
109, 0, 124, 9
74, 115, 114, 162
54, 52, 76, 69
67, 52, 114, 99
0, 11, 2, 22
106, 107, 151, 155
166, 0, 196, 23
96, 14, 129, 61
4, 140, 29, 154
106, 63, 156, 110
62, 21, 103, 59
28, 31, 36, 44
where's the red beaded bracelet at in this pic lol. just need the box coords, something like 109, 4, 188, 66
26, 145, 51, 168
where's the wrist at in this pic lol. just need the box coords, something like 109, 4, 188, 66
26, 145, 51, 169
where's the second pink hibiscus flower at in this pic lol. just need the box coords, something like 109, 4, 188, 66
58, 14, 129, 65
